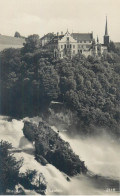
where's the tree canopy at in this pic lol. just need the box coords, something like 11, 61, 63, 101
0, 141, 23, 194
22, 34, 40, 53
0, 36, 120, 136
14, 32, 21, 38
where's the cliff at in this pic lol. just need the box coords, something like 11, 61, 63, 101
23, 120, 87, 176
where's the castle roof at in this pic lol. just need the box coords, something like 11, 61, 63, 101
47, 35, 64, 44
40, 33, 55, 40
71, 33, 93, 41
45, 32, 94, 46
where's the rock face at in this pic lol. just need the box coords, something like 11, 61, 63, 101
23, 121, 87, 176
23, 121, 37, 142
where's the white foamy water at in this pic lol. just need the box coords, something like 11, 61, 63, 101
59, 131, 120, 180
0, 116, 119, 195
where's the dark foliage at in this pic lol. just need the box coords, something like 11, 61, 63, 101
0, 140, 23, 194
108, 41, 120, 54
19, 170, 47, 194
23, 121, 87, 176
14, 32, 21, 38
0, 36, 120, 136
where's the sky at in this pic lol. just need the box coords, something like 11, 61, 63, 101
0, 0, 120, 43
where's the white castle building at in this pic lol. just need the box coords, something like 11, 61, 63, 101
41, 17, 109, 58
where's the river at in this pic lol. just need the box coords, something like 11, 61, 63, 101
0, 115, 120, 195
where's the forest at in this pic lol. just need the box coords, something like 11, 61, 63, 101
0, 34, 120, 136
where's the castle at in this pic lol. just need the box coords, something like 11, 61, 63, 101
41, 17, 110, 58
0, 17, 110, 59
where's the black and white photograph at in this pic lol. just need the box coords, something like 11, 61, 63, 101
0, 0, 120, 195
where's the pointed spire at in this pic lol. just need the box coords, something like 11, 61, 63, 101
66, 28, 70, 35
105, 16, 108, 36
97, 35, 99, 43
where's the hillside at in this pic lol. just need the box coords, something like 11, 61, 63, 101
0, 36, 120, 137
0, 34, 25, 51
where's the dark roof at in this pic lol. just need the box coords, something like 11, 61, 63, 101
47, 35, 64, 44
46, 32, 93, 45
0, 35, 25, 45
71, 33, 93, 41
40, 33, 55, 40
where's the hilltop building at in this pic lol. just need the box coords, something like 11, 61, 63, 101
42, 17, 110, 59
45, 31, 93, 58
0, 17, 110, 58
40, 33, 55, 47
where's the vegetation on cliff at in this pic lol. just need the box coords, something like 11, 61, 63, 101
0, 35, 120, 136
23, 120, 87, 176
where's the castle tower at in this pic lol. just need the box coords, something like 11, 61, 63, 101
104, 16, 109, 46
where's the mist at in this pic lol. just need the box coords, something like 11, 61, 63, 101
0, 115, 119, 194
59, 130, 120, 179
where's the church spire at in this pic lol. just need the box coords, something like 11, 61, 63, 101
104, 16, 109, 46
105, 16, 108, 36
97, 35, 99, 43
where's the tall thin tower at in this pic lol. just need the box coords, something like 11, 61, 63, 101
104, 16, 109, 46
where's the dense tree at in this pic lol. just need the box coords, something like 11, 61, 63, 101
14, 31, 21, 38
0, 34, 120, 136
39, 66, 60, 101
0, 141, 23, 194
107, 41, 120, 54
19, 170, 47, 194
22, 34, 40, 53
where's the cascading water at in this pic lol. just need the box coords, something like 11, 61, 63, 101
59, 130, 120, 179
0, 115, 119, 195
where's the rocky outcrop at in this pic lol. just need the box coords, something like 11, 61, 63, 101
23, 120, 87, 176
23, 121, 38, 142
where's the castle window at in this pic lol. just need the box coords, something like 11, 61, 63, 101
84, 41, 86, 43
64, 44, 66, 48
67, 37, 69, 41
61, 45, 63, 49
86, 45, 90, 48
67, 45, 69, 48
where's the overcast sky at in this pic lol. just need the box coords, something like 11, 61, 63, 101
0, 0, 120, 43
